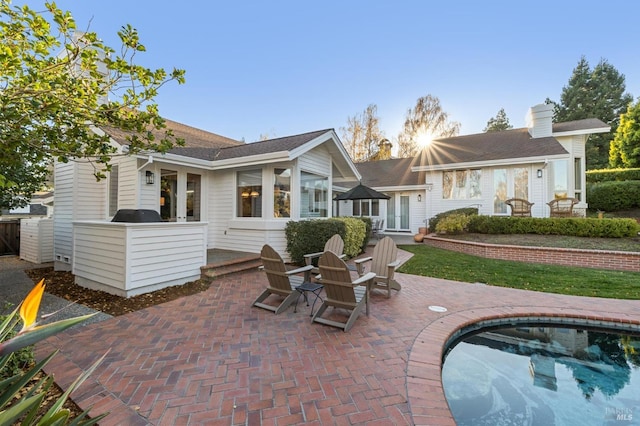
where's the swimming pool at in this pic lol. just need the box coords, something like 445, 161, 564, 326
442, 323, 640, 425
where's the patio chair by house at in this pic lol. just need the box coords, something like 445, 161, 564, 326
253, 244, 314, 314
304, 234, 345, 274
313, 251, 376, 332
372, 219, 385, 239
505, 198, 534, 217
547, 197, 579, 218
354, 236, 401, 298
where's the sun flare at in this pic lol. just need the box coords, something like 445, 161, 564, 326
416, 130, 435, 148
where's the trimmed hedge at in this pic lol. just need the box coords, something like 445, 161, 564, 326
586, 180, 640, 212
467, 215, 639, 238
586, 168, 640, 183
285, 217, 369, 264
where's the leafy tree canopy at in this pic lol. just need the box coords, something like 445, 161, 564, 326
0, 1, 185, 210
396, 94, 460, 158
609, 98, 640, 168
554, 56, 633, 170
484, 107, 513, 132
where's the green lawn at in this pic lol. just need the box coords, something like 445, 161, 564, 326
398, 244, 640, 300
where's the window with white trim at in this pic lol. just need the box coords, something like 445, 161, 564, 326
237, 169, 262, 217
442, 169, 481, 199
300, 172, 328, 218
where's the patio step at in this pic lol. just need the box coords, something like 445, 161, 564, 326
200, 254, 262, 281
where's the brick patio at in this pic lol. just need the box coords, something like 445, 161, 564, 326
36, 253, 640, 425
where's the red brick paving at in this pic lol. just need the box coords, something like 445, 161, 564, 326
36, 251, 640, 425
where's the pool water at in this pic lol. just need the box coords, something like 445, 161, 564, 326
442, 325, 640, 425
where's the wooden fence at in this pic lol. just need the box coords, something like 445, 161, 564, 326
0, 220, 20, 256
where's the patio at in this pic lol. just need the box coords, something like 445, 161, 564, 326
35, 250, 640, 425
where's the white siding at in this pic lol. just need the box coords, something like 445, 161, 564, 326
53, 160, 107, 270
20, 218, 53, 264
73, 221, 207, 297
299, 146, 331, 176
53, 161, 74, 268
118, 157, 139, 209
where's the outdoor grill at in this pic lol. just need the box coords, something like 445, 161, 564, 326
111, 209, 163, 223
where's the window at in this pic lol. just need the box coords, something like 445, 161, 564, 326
513, 168, 529, 199
442, 169, 482, 199
186, 173, 201, 221
108, 165, 118, 217
551, 160, 568, 199
574, 158, 582, 201
352, 199, 379, 217
273, 168, 291, 218
493, 168, 507, 214
237, 169, 262, 217
494, 167, 530, 214
300, 172, 328, 218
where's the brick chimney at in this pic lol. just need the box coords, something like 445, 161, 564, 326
526, 104, 554, 138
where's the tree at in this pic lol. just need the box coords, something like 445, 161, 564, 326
340, 104, 383, 162
609, 99, 640, 167
0, 1, 185, 210
484, 108, 513, 132
554, 56, 633, 169
396, 94, 460, 158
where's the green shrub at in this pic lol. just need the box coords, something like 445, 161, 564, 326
333, 217, 368, 257
285, 219, 346, 264
435, 213, 472, 234
586, 168, 640, 183
587, 180, 640, 211
467, 215, 639, 238
285, 218, 369, 263
429, 207, 479, 231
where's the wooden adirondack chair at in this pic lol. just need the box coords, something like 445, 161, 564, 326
304, 234, 345, 274
253, 244, 313, 314
312, 251, 376, 332
355, 236, 401, 298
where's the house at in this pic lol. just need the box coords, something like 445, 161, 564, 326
344, 104, 609, 234
53, 120, 360, 296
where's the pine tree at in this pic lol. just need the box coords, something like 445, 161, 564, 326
484, 108, 513, 132
555, 57, 633, 169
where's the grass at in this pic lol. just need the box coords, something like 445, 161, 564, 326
397, 244, 640, 300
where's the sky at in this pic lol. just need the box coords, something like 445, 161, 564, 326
17, 0, 640, 144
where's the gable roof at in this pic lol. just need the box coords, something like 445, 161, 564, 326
357, 117, 609, 184
552, 118, 609, 134
423, 127, 567, 166
101, 118, 242, 151
215, 129, 331, 161
355, 157, 427, 188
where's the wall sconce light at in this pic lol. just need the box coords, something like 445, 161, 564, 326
417, 194, 422, 202
160, 197, 165, 207
146, 170, 154, 185
537, 169, 543, 178
426, 183, 434, 192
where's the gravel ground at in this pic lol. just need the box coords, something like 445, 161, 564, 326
0, 256, 112, 326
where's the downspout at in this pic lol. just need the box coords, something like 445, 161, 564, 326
137, 155, 154, 171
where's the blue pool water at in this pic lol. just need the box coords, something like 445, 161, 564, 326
442, 324, 640, 425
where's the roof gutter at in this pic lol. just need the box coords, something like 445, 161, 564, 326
411, 154, 568, 172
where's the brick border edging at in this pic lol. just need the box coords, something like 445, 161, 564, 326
405, 307, 640, 426
423, 235, 640, 272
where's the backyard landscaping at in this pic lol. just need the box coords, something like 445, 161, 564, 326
23, 233, 640, 315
